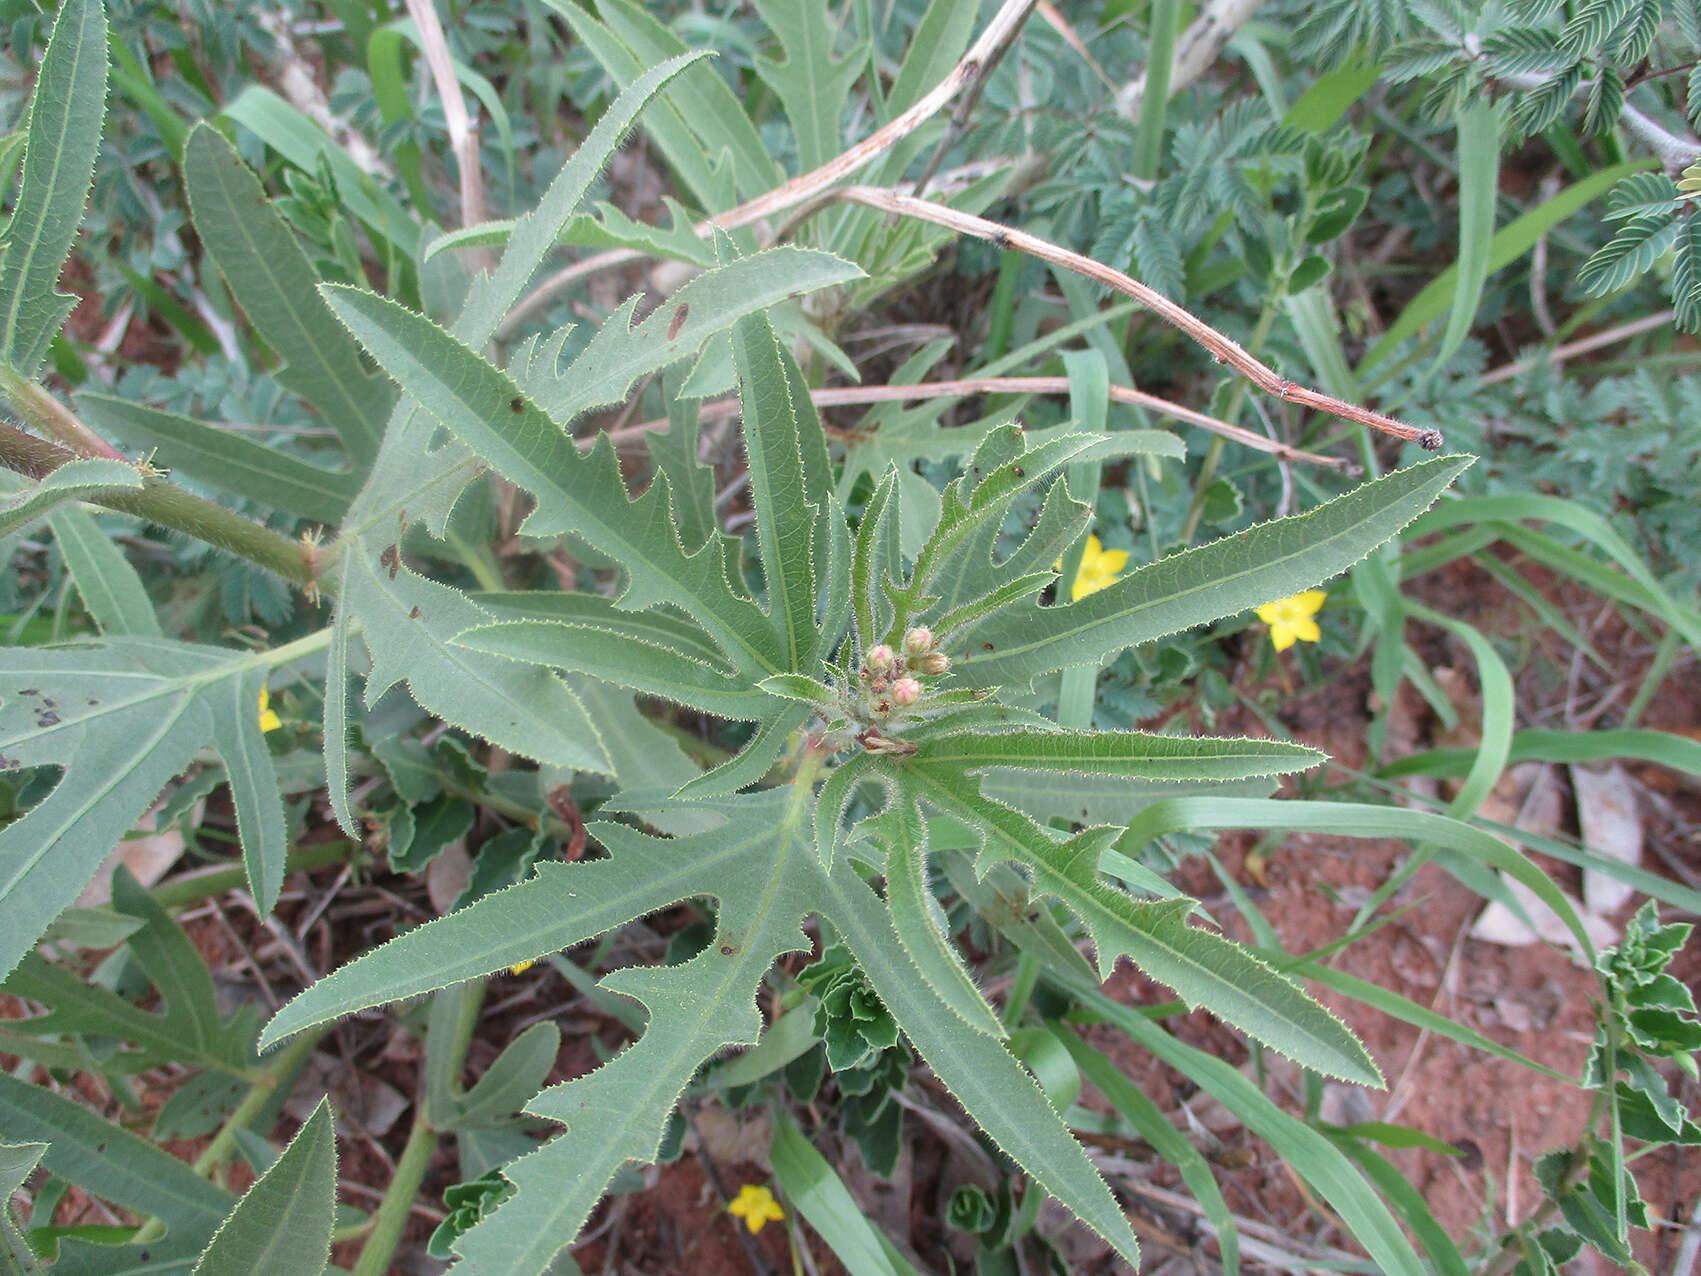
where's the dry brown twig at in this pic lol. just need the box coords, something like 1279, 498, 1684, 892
1116, 0, 1265, 120
405, 0, 490, 270
607, 377, 1354, 472
827, 185, 1444, 452
1477, 309, 1676, 387
501, 0, 1435, 458
495, 0, 1043, 339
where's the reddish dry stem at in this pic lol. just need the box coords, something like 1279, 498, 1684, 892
831, 185, 1444, 452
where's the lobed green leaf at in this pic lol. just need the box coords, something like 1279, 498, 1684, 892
902, 769, 1380, 1084
183, 123, 392, 466
956, 456, 1473, 690
0, 0, 107, 378
0, 638, 288, 980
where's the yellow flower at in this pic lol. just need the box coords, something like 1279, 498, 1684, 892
1058, 535, 1128, 602
258, 688, 282, 732
1255, 590, 1327, 652
728, 1183, 784, 1234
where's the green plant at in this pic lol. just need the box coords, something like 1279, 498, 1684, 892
1474, 903, 1701, 1276
4, 1, 1700, 1273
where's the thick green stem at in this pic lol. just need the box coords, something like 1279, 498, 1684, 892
0, 422, 318, 589
150, 840, 360, 911
1131, 0, 1180, 179
355, 981, 489, 1275
0, 371, 126, 459
783, 744, 831, 832
351, 1100, 438, 1276
193, 1029, 326, 1177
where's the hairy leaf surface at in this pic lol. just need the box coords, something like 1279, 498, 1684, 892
184, 123, 392, 466
261, 783, 1143, 1269
956, 456, 1474, 689
0, 0, 107, 378
0, 639, 287, 980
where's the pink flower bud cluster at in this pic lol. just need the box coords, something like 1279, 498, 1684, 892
856, 626, 951, 721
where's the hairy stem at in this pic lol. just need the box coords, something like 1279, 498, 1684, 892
0, 422, 318, 588
829, 186, 1444, 451
0, 370, 125, 459
613, 376, 1353, 471
351, 1103, 438, 1276
193, 1029, 326, 1177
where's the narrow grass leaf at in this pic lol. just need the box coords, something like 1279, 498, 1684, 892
1359, 159, 1655, 375
1121, 798, 1600, 962
771, 1113, 914, 1276
1433, 101, 1500, 374
1055, 1026, 1239, 1273
1331, 1136, 1470, 1276
1069, 984, 1426, 1276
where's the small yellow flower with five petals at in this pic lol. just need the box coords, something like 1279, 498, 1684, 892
1255, 590, 1327, 652
258, 688, 282, 732
728, 1183, 784, 1234
1058, 535, 1128, 601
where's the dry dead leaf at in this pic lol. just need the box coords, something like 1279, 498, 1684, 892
286, 1052, 408, 1137
1572, 764, 1642, 917
75, 797, 201, 906
1470, 874, 1618, 962
690, 1104, 772, 1168
425, 840, 472, 915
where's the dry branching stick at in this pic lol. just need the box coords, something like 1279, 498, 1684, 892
607, 378, 1353, 472
830, 185, 1446, 452
406, 0, 490, 274
495, 0, 1042, 339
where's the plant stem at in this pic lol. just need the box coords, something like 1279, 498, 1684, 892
828, 186, 1444, 452
616, 376, 1351, 470
0, 370, 125, 459
193, 1029, 326, 1177
351, 1104, 438, 1276
1131, 0, 1180, 177
355, 980, 488, 1275
0, 423, 318, 588
783, 743, 831, 833
150, 840, 361, 911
